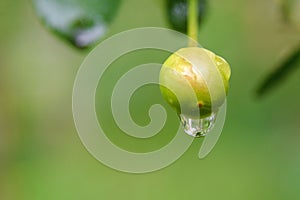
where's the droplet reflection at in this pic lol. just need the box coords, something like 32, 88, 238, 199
179, 112, 217, 137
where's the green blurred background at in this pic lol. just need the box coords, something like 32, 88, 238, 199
1, 0, 300, 199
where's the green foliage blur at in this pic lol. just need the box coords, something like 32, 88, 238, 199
0, 0, 300, 200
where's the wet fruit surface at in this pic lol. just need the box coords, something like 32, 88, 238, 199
159, 47, 231, 119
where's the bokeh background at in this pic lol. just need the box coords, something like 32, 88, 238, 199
1, 0, 300, 199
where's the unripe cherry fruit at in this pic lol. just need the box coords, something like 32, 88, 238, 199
159, 47, 231, 121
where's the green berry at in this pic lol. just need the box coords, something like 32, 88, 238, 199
159, 47, 231, 118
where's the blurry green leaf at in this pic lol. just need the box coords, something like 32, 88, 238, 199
257, 47, 300, 97
32, 0, 121, 49
279, 0, 294, 23
166, 0, 207, 33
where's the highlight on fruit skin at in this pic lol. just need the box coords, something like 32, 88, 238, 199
159, 47, 231, 119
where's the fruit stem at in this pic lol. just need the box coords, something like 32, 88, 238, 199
188, 0, 199, 47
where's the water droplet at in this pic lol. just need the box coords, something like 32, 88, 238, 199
179, 112, 217, 137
